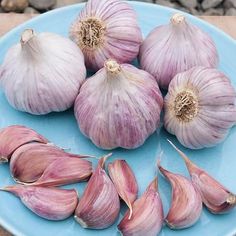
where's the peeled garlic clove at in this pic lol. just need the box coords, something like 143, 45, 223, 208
108, 160, 138, 218
140, 13, 218, 89
74, 154, 120, 229
164, 66, 236, 149
1, 185, 78, 220
10, 142, 90, 184
1, 29, 86, 115
118, 177, 164, 236
28, 156, 92, 187
158, 160, 202, 229
70, 0, 142, 71
74, 59, 163, 149
0, 125, 48, 163
168, 140, 236, 214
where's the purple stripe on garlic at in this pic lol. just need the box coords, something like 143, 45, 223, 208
0, 29, 86, 115
74, 59, 163, 150
70, 0, 142, 71
164, 66, 236, 149
139, 13, 218, 89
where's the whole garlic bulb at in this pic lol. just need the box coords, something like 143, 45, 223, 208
70, 0, 142, 71
0, 29, 86, 115
164, 67, 236, 149
139, 13, 218, 89
74, 59, 163, 149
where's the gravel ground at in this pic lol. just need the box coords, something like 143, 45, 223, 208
0, 0, 236, 15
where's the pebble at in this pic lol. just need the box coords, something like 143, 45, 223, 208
225, 7, 236, 15
203, 7, 224, 15
201, 0, 224, 10
28, 0, 56, 10
177, 0, 197, 9
155, 0, 179, 8
53, 0, 86, 8
223, 0, 236, 9
1, 0, 28, 12
24, 6, 39, 13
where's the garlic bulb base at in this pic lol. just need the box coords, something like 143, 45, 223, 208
78, 17, 105, 50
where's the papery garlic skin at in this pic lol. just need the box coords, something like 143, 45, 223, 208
74, 155, 120, 229
118, 178, 164, 236
1, 29, 86, 115
0, 125, 48, 163
139, 13, 218, 89
158, 161, 202, 229
10, 142, 91, 184
74, 59, 163, 149
168, 140, 236, 214
164, 66, 236, 149
1, 185, 78, 220
108, 160, 138, 218
70, 0, 142, 71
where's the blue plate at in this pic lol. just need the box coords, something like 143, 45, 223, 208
0, 2, 236, 236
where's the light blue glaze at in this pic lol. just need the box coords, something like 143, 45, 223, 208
0, 2, 236, 236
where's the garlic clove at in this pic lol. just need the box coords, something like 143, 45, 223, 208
0, 185, 78, 220
74, 59, 163, 150
168, 139, 236, 214
164, 67, 236, 149
0, 125, 48, 163
10, 142, 91, 184
1, 29, 86, 115
139, 13, 218, 89
26, 156, 92, 187
108, 160, 138, 219
118, 177, 164, 236
158, 159, 202, 229
70, 0, 142, 71
74, 154, 120, 229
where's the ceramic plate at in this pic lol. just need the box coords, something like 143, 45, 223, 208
0, 2, 236, 236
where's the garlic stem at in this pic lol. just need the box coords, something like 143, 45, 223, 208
171, 13, 185, 25
104, 59, 121, 74
21, 29, 35, 44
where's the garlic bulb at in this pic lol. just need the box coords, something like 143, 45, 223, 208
70, 0, 142, 71
164, 66, 236, 149
0, 125, 48, 163
139, 13, 218, 89
74, 59, 163, 149
1, 185, 78, 220
0, 29, 86, 115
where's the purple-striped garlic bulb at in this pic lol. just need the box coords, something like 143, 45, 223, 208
139, 13, 218, 89
70, 0, 142, 71
0, 29, 86, 115
164, 67, 236, 149
74, 59, 163, 150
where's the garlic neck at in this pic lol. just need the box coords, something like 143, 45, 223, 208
79, 17, 105, 49
21, 29, 35, 45
104, 59, 121, 76
174, 90, 198, 122
170, 13, 185, 25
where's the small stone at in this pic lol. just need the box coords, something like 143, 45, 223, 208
155, 0, 178, 8
129, 0, 153, 3
201, 0, 223, 10
223, 0, 236, 9
225, 7, 236, 15
24, 6, 39, 13
53, 0, 86, 8
203, 7, 224, 15
177, 0, 197, 9
29, 0, 56, 10
1, 0, 28, 12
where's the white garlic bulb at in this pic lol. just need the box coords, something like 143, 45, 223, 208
164, 66, 236, 149
74, 59, 163, 149
70, 0, 142, 71
0, 29, 86, 115
139, 13, 218, 89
